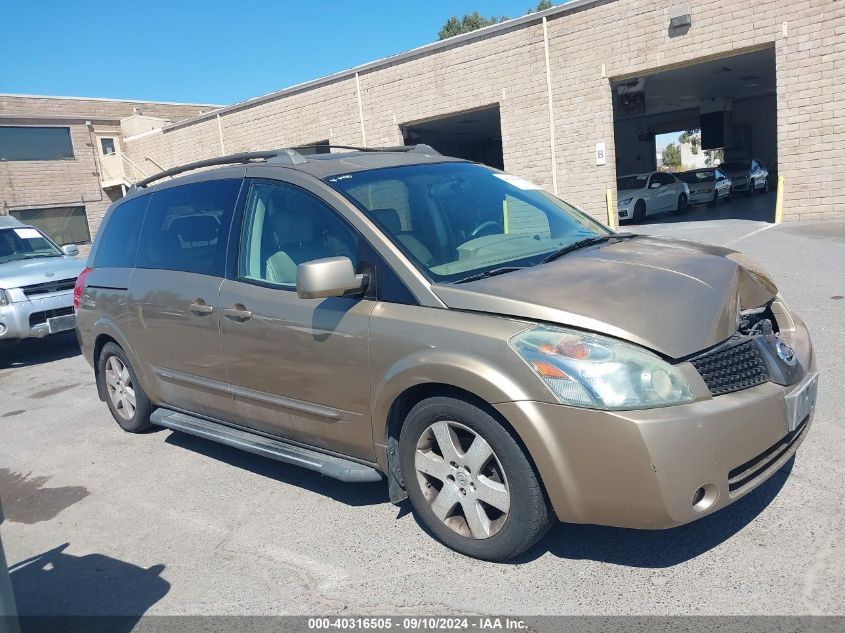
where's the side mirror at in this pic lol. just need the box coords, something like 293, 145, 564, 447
61, 244, 80, 257
296, 257, 364, 300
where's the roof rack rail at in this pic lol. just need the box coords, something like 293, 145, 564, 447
132, 144, 440, 189
293, 143, 440, 155
133, 148, 307, 189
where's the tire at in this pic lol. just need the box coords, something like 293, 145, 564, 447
748, 181, 755, 197
399, 397, 552, 561
763, 178, 770, 194
98, 342, 154, 433
676, 193, 688, 213
633, 200, 646, 222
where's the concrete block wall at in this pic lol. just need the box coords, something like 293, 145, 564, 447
0, 96, 213, 248
124, 0, 844, 223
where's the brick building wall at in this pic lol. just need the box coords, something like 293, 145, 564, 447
123, 1, 845, 224
0, 95, 216, 249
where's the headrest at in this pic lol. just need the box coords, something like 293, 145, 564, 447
369, 208, 402, 234
270, 211, 314, 245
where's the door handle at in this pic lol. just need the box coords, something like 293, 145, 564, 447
189, 301, 214, 315
223, 305, 252, 321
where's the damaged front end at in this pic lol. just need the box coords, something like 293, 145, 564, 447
688, 298, 806, 398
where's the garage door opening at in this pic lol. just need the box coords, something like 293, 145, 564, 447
611, 47, 778, 225
401, 106, 504, 169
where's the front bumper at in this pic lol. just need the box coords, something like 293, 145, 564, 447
496, 316, 816, 529
0, 291, 75, 341
616, 202, 633, 220
688, 189, 715, 204
732, 179, 750, 192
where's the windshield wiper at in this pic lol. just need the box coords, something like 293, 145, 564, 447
454, 266, 526, 284
540, 232, 637, 264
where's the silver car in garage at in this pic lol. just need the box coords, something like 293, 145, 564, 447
678, 168, 733, 205
0, 215, 84, 342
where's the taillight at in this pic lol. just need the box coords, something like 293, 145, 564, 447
73, 267, 93, 311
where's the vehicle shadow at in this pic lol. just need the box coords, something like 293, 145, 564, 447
0, 333, 80, 370
9, 543, 169, 633
623, 191, 776, 226
518, 457, 794, 567
164, 432, 388, 507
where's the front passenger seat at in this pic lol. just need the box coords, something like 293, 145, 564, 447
265, 212, 324, 285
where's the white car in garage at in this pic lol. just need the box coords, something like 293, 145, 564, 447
616, 171, 690, 222
678, 168, 733, 205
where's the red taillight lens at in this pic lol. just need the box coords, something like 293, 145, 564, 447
73, 267, 93, 311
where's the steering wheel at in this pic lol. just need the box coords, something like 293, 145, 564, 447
469, 221, 501, 240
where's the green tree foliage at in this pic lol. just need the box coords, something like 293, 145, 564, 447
662, 143, 682, 169
438, 3, 554, 40
438, 12, 508, 40
530, 0, 553, 12
678, 128, 701, 155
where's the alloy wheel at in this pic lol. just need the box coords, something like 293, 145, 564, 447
104, 355, 136, 420
414, 420, 510, 539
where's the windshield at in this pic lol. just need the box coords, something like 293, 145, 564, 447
327, 162, 611, 283
677, 170, 714, 183
617, 175, 648, 190
720, 161, 750, 173
0, 226, 63, 264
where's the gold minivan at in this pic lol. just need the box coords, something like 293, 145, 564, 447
75, 146, 818, 561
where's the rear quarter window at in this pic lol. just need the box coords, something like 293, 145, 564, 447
135, 179, 241, 277
93, 194, 150, 268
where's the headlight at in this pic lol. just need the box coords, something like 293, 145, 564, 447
509, 325, 694, 410
0, 289, 8, 307
617, 197, 633, 206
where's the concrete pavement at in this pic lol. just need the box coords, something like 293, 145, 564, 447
0, 216, 843, 617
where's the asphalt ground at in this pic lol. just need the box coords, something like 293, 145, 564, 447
1, 205, 843, 618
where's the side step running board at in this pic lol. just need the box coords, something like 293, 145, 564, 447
150, 408, 382, 483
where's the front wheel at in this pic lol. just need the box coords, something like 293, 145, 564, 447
98, 342, 153, 433
676, 193, 688, 213
399, 397, 552, 561
633, 200, 646, 222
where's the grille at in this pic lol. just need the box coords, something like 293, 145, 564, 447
21, 278, 76, 297
728, 416, 809, 493
29, 306, 74, 327
690, 339, 769, 396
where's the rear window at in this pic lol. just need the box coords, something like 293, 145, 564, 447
617, 175, 648, 190
720, 161, 750, 172
678, 171, 714, 183
135, 179, 241, 277
93, 195, 150, 268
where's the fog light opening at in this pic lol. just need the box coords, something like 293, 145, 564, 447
691, 483, 719, 513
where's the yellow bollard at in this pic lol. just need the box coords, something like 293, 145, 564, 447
774, 175, 785, 224
606, 188, 617, 230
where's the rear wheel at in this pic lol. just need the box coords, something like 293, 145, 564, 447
633, 200, 646, 222
98, 342, 153, 433
399, 397, 552, 561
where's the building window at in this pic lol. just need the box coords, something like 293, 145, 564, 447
0, 127, 74, 161
100, 137, 116, 155
10, 207, 91, 245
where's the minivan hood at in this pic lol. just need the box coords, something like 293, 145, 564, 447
433, 236, 777, 359
0, 256, 85, 290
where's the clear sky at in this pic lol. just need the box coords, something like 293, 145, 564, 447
1, 1, 554, 106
